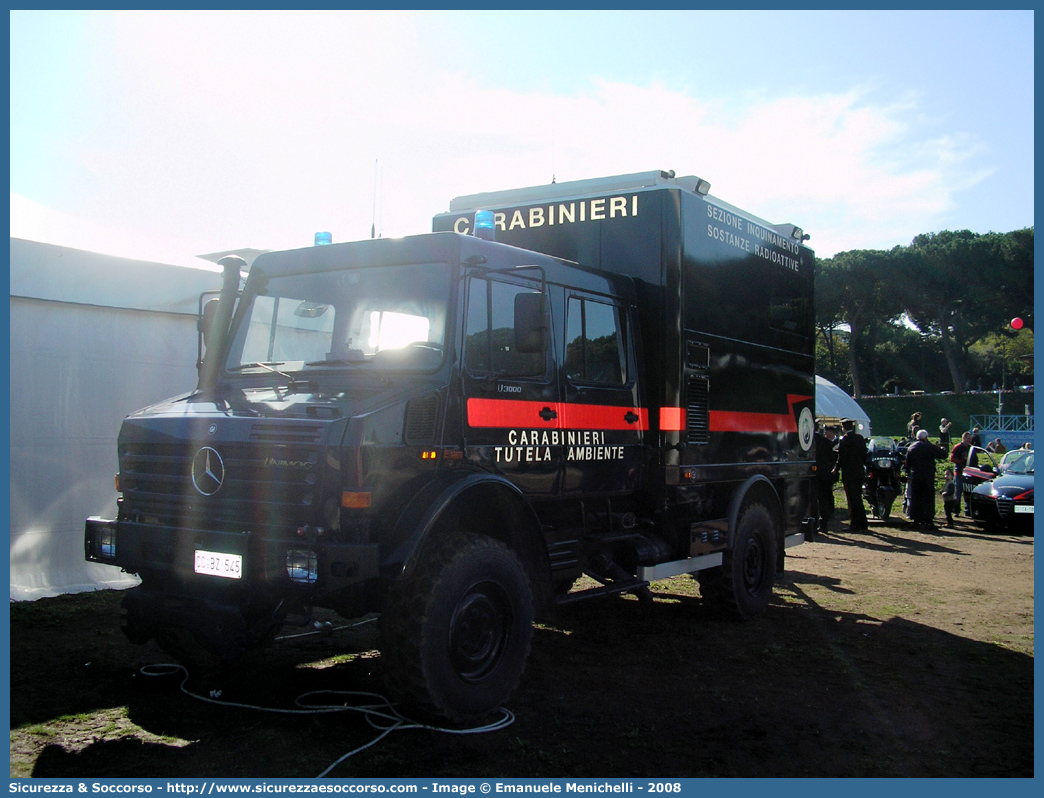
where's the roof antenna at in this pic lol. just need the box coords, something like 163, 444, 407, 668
371, 159, 378, 239
551, 130, 556, 184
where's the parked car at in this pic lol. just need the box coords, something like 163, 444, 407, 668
997, 448, 1033, 474
958, 446, 1000, 512
969, 451, 1034, 533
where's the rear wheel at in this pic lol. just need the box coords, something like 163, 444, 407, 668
380, 533, 533, 723
699, 502, 779, 620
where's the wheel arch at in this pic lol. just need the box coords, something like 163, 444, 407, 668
381, 471, 550, 585
726, 475, 784, 550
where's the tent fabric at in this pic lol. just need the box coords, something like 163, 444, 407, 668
815, 375, 871, 437
11, 237, 220, 312
10, 239, 221, 601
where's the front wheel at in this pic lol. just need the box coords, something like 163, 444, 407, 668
380, 533, 533, 723
699, 502, 779, 620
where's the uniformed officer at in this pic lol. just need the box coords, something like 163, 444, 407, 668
814, 424, 839, 533
833, 419, 868, 531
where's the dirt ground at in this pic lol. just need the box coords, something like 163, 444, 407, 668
9, 511, 1034, 779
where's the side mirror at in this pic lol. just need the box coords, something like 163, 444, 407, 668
514, 291, 547, 354
199, 298, 220, 351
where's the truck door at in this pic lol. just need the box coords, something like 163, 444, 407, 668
461, 272, 561, 496
561, 293, 644, 495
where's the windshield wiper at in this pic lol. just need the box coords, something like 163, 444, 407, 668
304, 357, 393, 387
228, 361, 300, 385
305, 358, 369, 367
229, 361, 287, 373
229, 362, 320, 394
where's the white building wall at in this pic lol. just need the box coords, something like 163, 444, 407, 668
10, 238, 221, 600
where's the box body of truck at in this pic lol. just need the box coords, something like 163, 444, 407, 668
433, 170, 817, 556
86, 170, 815, 722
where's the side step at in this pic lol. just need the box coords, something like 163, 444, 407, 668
637, 551, 723, 582
555, 577, 651, 606
555, 538, 805, 607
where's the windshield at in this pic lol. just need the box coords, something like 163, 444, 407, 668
869, 437, 896, 453
1001, 449, 1030, 466
225, 262, 452, 373
1007, 451, 1034, 475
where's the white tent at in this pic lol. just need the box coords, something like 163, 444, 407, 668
10, 238, 222, 600
815, 375, 871, 437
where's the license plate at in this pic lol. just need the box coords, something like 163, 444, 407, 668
1014, 505, 1034, 514
194, 549, 243, 579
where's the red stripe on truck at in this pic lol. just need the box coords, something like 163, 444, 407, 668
467, 398, 648, 431
710, 410, 798, 433
469, 394, 811, 435
710, 394, 812, 433
659, 407, 686, 431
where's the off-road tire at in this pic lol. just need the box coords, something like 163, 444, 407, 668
698, 502, 778, 620
380, 533, 534, 723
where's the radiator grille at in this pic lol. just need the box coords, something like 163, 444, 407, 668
249, 423, 323, 443
119, 440, 322, 531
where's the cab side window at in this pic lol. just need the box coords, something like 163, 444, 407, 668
565, 297, 626, 385
464, 276, 546, 377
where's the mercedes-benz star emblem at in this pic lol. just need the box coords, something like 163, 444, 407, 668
191, 446, 225, 496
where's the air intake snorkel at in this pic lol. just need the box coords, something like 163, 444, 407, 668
197, 254, 245, 392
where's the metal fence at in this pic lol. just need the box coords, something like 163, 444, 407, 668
970, 414, 1034, 451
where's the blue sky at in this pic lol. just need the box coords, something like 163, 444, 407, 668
9, 10, 1034, 266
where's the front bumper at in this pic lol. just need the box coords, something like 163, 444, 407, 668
968, 496, 1034, 529
85, 517, 379, 593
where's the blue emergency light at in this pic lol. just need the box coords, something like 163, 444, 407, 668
473, 210, 496, 241
314, 232, 332, 246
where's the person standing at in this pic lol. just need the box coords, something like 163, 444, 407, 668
905, 429, 947, 528
950, 432, 974, 517
907, 412, 923, 441
814, 424, 839, 533
939, 418, 953, 449
834, 420, 868, 531
941, 468, 959, 528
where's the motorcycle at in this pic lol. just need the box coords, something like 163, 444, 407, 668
864, 436, 905, 519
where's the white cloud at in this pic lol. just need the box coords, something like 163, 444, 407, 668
10, 193, 218, 270
12, 10, 990, 262
352, 78, 989, 257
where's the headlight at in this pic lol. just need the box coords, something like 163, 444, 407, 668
286, 549, 318, 584
85, 518, 117, 561
98, 527, 116, 558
